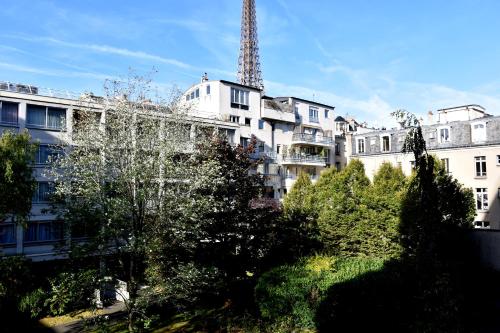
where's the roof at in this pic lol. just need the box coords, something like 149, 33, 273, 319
219, 80, 262, 92
334, 116, 346, 122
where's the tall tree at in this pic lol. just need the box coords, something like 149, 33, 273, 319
49, 75, 193, 332
0, 130, 37, 224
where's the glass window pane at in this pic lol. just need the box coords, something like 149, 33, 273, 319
47, 108, 65, 129
27, 105, 46, 127
0, 224, 16, 244
1, 102, 19, 124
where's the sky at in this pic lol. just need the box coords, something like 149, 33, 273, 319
1, 0, 500, 127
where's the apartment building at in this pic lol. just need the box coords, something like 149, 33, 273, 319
0, 81, 239, 260
182, 78, 339, 198
349, 105, 500, 230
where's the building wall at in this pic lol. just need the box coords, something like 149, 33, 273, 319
350, 113, 500, 230
0, 87, 238, 260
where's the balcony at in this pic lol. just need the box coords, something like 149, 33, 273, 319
291, 133, 334, 146
261, 100, 295, 123
281, 155, 327, 166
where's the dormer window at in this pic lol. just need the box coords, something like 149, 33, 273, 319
438, 127, 450, 143
381, 135, 390, 152
471, 122, 486, 142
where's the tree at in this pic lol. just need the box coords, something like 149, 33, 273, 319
279, 171, 319, 258
49, 75, 194, 332
0, 130, 37, 224
146, 134, 281, 306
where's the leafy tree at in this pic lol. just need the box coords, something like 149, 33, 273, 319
49, 75, 194, 331
0, 130, 37, 223
279, 172, 319, 258
147, 134, 280, 305
393, 109, 475, 330
314, 160, 404, 258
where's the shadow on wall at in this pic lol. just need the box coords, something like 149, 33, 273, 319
315, 165, 500, 333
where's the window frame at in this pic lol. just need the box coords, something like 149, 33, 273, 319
309, 107, 319, 123
381, 135, 391, 152
438, 126, 450, 143
35, 145, 63, 165
24, 221, 63, 243
230, 87, 250, 110
32, 181, 55, 204
471, 121, 486, 143
475, 156, 487, 177
0, 100, 19, 125
357, 138, 365, 153
26, 104, 66, 130
475, 188, 489, 211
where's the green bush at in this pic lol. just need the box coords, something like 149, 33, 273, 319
255, 255, 384, 329
19, 288, 47, 319
45, 269, 98, 315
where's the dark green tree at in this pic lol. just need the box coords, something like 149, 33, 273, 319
0, 130, 37, 224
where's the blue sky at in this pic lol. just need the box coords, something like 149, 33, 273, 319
1, 0, 500, 126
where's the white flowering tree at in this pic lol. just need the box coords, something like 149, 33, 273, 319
48, 74, 216, 331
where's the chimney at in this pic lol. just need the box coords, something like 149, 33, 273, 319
201, 72, 208, 83
427, 111, 434, 125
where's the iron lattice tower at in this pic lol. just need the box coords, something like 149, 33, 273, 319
237, 0, 263, 89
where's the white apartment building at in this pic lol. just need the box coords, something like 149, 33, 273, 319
0, 81, 239, 260
181, 78, 339, 198
349, 105, 500, 230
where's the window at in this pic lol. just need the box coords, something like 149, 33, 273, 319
381, 135, 390, 152
229, 115, 240, 123
441, 158, 449, 174
324, 109, 330, 118
206, 85, 211, 95
35, 145, 63, 165
258, 119, 264, 129
245, 118, 251, 126
231, 87, 249, 110
258, 141, 265, 153
335, 143, 340, 156
24, 221, 62, 242
0, 224, 16, 244
476, 188, 488, 211
276, 145, 281, 154
27, 105, 66, 130
335, 162, 341, 171
219, 129, 235, 144
439, 127, 450, 143
357, 138, 365, 153
0, 101, 18, 124
370, 138, 376, 146
475, 156, 486, 177
471, 122, 486, 142
474, 221, 490, 229
429, 131, 436, 140
240, 137, 249, 148
32, 182, 54, 203
497, 155, 500, 165
309, 107, 319, 123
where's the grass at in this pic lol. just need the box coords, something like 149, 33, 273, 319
39, 308, 110, 327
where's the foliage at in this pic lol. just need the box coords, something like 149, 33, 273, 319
48, 73, 194, 331
0, 256, 34, 302
255, 255, 384, 330
315, 159, 403, 258
44, 269, 98, 316
19, 288, 47, 319
279, 172, 320, 258
0, 130, 37, 223
147, 134, 280, 306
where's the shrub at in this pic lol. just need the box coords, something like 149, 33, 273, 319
255, 255, 384, 329
19, 288, 47, 319
45, 269, 98, 315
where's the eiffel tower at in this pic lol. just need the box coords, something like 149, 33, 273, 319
237, 0, 263, 90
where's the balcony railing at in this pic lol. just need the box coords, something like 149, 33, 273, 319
292, 133, 334, 145
282, 155, 327, 164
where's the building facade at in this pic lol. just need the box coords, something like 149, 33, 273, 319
0, 81, 239, 260
349, 105, 500, 230
182, 78, 340, 198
